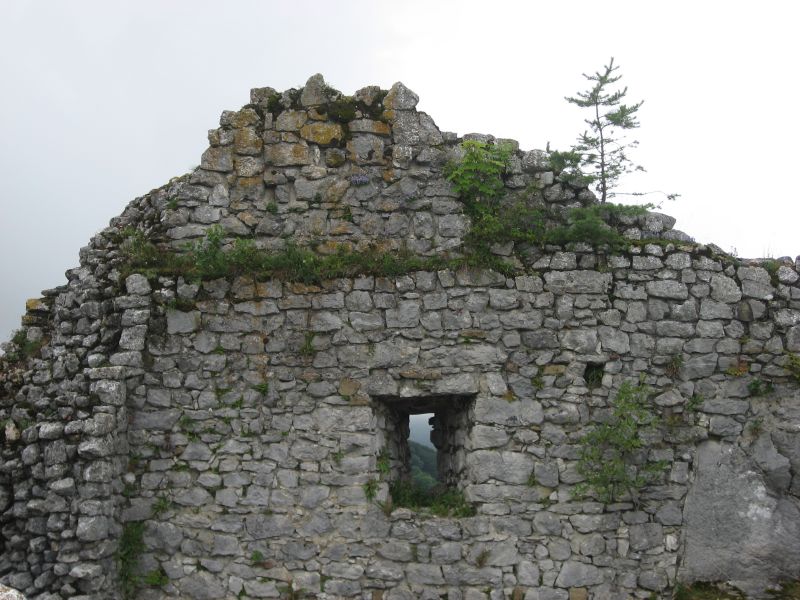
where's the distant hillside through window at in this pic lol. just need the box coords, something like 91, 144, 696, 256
408, 413, 437, 489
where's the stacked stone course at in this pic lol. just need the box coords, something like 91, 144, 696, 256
1, 75, 799, 599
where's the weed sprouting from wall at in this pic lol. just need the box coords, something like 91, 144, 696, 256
574, 379, 667, 505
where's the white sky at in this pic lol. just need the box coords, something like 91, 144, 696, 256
1, 0, 798, 345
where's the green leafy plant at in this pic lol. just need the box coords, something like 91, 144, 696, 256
748, 378, 774, 397
748, 417, 765, 436
762, 259, 782, 287
120, 227, 162, 268
546, 202, 649, 249
165, 296, 196, 312
444, 140, 512, 210
531, 369, 544, 391
376, 448, 391, 478
299, 332, 316, 357
123, 226, 518, 283
726, 360, 749, 377
251, 549, 266, 565
363, 478, 379, 501
766, 580, 800, 599
142, 568, 169, 586
666, 354, 684, 377
187, 224, 227, 274
117, 522, 146, 599
252, 382, 269, 395
574, 379, 667, 505
686, 394, 703, 413
152, 494, 172, 517
786, 352, 800, 383
388, 480, 476, 518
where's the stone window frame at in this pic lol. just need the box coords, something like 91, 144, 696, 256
373, 394, 475, 490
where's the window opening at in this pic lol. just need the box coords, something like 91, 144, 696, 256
584, 362, 605, 390
373, 394, 473, 489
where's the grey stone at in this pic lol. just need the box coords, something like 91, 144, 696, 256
125, 274, 151, 295
245, 514, 294, 539
560, 329, 598, 354
598, 326, 629, 353
144, 522, 183, 553
470, 425, 509, 449
777, 265, 799, 284
167, 309, 200, 334
405, 564, 444, 585
385, 301, 420, 328
682, 440, 800, 597
180, 572, 226, 600
751, 434, 792, 492
76, 516, 108, 541
470, 450, 533, 484
645, 280, 689, 300
628, 523, 663, 550
709, 415, 742, 436
742, 279, 774, 300
555, 561, 602, 587
710, 274, 742, 303
385, 82, 420, 110
683, 353, 718, 379
544, 271, 611, 294
533, 511, 562, 535
300, 73, 329, 107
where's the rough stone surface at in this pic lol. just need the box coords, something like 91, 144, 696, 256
682, 440, 800, 597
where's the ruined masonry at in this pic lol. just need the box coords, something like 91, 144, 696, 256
1, 74, 799, 600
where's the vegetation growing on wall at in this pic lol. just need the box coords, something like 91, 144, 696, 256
120, 226, 517, 283
443, 140, 650, 251
388, 480, 475, 518
117, 522, 145, 599
574, 379, 668, 505
0, 330, 44, 365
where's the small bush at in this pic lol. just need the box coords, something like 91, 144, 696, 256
142, 568, 169, 587
786, 352, 800, 383
389, 480, 476, 518
363, 479, 379, 501
117, 522, 146, 599
748, 378, 774, 397
666, 354, 684, 377
444, 140, 512, 211
574, 379, 667, 505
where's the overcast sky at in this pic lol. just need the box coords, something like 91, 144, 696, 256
1, 1, 798, 346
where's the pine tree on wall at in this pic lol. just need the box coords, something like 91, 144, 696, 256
564, 57, 644, 203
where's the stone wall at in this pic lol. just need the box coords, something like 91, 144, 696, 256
1, 75, 799, 600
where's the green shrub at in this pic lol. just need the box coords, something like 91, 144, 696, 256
142, 568, 169, 586
388, 480, 475, 518
444, 140, 512, 211
120, 227, 161, 267
574, 379, 667, 505
117, 522, 146, 599
122, 229, 518, 284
